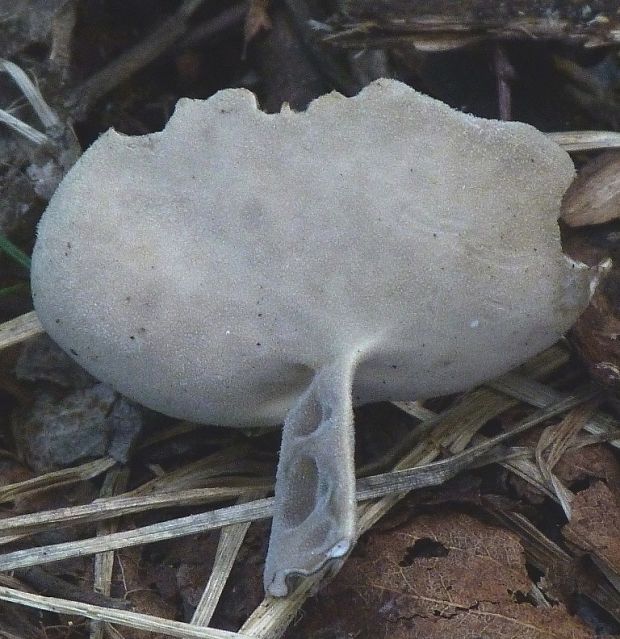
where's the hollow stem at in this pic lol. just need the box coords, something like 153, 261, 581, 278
264, 356, 357, 597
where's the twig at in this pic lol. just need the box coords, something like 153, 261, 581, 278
184, 3, 247, 48
493, 44, 515, 120
324, 16, 620, 49
13, 567, 129, 611
50, 0, 78, 79
67, 0, 211, 117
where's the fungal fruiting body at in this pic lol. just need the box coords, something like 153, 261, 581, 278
31, 79, 595, 596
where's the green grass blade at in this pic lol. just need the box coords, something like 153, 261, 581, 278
0, 283, 28, 297
0, 234, 31, 270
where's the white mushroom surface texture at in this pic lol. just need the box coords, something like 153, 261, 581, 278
31, 79, 596, 597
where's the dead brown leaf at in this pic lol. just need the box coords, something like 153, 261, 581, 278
291, 510, 594, 639
570, 267, 620, 391
113, 549, 178, 639
563, 481, 620, 576
561, 152, 620, 227
554, 444, 620, 488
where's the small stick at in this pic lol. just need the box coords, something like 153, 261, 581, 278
14, 567, 129, 611
67, 0, 211, 117
184, 4, 246, 48
50, 0, 78, 79
493, 44, 515, 120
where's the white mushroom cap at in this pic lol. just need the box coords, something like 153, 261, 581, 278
31, 79, 594, 596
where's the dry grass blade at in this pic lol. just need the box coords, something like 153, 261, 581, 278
191, 491, 266, 626
0, 498, 275, 571
490, 371, 570, 405
0, 457, 115, 504
137, 421, 206, 449
595, 558, 620, 595
0, 444, 504, 570
426, 345, 572, 456
0, 391, 586, 572
548, 130, 620, 151
127, 444, 271, 495
0, 109, 51, 146
0, 312, 44, 351
91, 467, 129, 639
240, 578, 316, 638
489, 373, 620, 448
391, 400, 436, 420
501, 456, 557, 501
364, 346, 570, 474
357, 444, 527, 500
0, 487, 262, 538
0, 59, 60, 128
488, 507, 572, 570
190, 521, 251, 626
358, 398, 596, 539
395, 396, 578, 506
534, 400, 599, 517
0, 585, 251, 639
359, 390, 593, 500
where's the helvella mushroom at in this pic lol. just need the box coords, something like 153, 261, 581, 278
31, 79, 597, 596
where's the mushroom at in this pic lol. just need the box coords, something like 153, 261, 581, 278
31, 79, 596, 597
